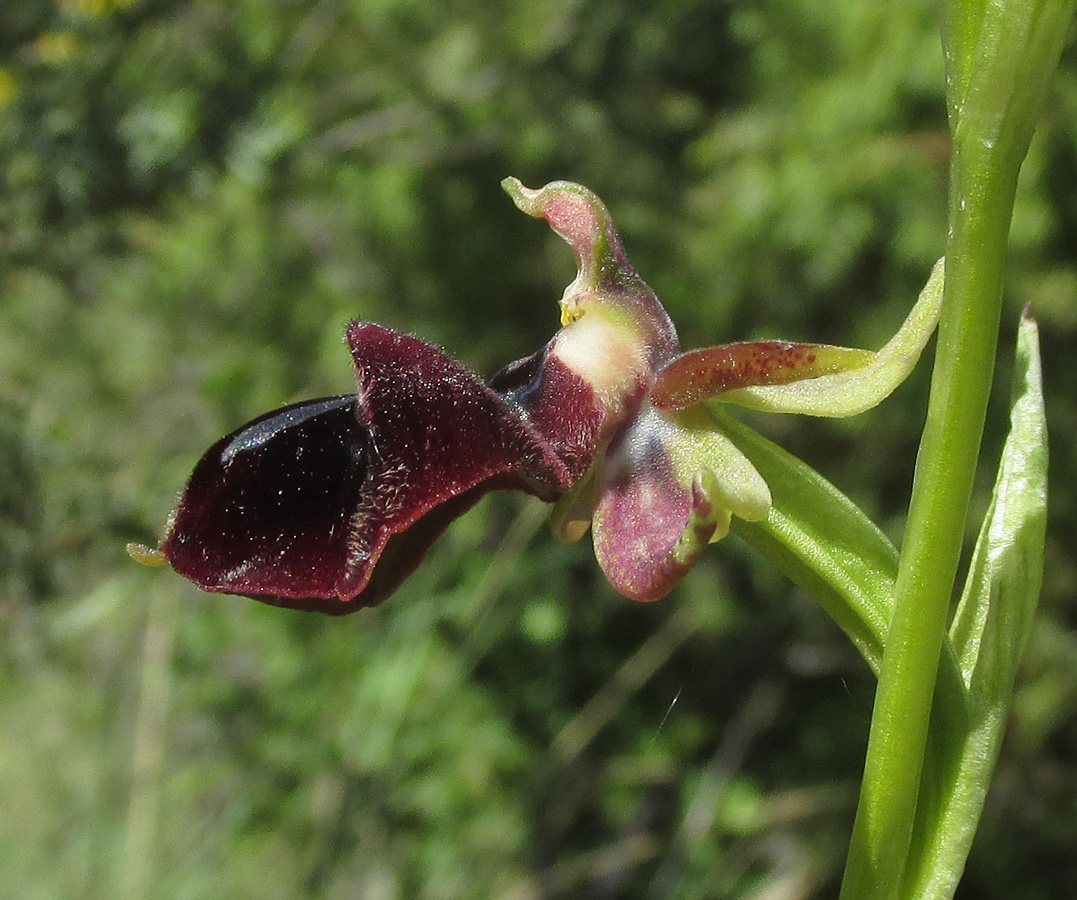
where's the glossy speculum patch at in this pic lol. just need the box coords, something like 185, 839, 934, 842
163, 395, 368, 605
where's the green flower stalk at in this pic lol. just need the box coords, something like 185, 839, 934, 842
839, 1, 1067, 897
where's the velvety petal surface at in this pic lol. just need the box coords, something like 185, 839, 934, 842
161, 395, 371, 610
156, 322, 573, 613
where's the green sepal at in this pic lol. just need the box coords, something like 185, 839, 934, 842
718, 259, 944, 418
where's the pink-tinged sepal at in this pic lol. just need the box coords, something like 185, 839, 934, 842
501, 178, 679, 368
156, 322, 573, 614
592, 443, 705, 603
590, 406, 771, 602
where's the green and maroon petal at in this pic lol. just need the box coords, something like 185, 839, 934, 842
502, 177, 679, 368
591, 406, 771, 602
713, 259, 945, 417
650, 260, 944, 416
651, 342, 874, 410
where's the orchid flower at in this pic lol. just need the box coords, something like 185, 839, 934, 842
129, 179, 943, 613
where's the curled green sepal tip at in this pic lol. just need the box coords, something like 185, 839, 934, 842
714, 258, 945, 417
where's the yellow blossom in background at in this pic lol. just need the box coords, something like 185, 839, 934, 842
32, 32, 80, 66
0, 70, 16, 108
59, 0, 139, 15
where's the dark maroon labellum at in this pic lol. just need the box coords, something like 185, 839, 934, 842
162, 395, 369, 609
159, 321, 577, 614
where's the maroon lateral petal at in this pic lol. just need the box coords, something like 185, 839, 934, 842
163, 323, 573, 613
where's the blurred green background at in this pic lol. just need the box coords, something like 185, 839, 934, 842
2, 1, 1075, 898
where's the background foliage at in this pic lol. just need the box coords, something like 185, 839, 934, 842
1, 1, 1074, 897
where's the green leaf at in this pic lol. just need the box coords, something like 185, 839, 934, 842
949, 310, 1048, 690
902, 310, 1048, 899
719, 406, 897, 675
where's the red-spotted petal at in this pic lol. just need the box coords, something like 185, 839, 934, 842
706, 259, 945, 417
651, 342, 874, 410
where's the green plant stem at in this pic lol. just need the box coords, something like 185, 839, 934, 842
840, 159, 1013, 900
841, 1, 1073, 895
